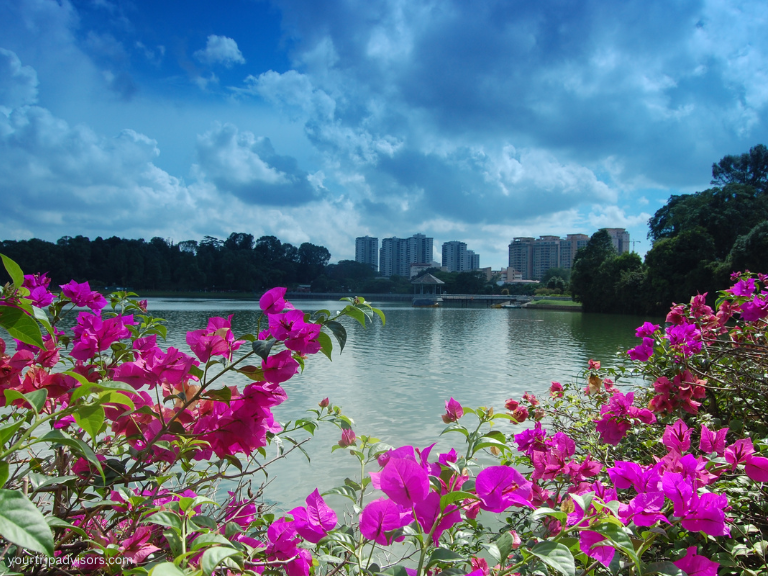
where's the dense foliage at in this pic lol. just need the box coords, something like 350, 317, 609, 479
572, 145, 768, 314
0, 234, 331, 293
2, 253, 768, 576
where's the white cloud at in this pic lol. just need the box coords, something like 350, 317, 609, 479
0, 48, 38, 108
194, 35, 245, 68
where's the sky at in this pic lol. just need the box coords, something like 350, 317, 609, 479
1, 0, 767, 268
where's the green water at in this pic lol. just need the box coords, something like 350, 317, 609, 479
144, 298, 656, 509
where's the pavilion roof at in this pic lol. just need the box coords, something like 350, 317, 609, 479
411, 273, 445, 285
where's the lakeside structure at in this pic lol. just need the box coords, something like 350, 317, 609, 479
509, 228, 630, 281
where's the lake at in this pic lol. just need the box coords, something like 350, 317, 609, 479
144, 298, 654, 511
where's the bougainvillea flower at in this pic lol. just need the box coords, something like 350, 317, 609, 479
680, 493, 730, 536
699, 425, 728, 456
262, 350, 299, 384
269, 310, 307, 341
665, 321, 702, 356
739, 295, 768, 321
377, 445, 416, 468
469, 558, 490, 576
635, 322, 661, 338
285, 322, 323, 355
550, 382, 564, 397
621, 492, 669, 526
338, 428, 356, 448
628, 337, 655, 361
504, 398, 519, 411
662, 472, 694, 517
662, 419, 692, 453
522, 391, 539, 406
475, 465, 533, 512
259, 287, 287, 315
588, 359, 600, 370
119, 527, 159, 565
511, 405, 529, 423
438, 448, 458, 467
359, 498, 412, 545
413, 491, 461, 543
673, 546, 719, 576
59, 280, 107, 310
666, 304, 685, 324
186, 330, 229, 362
607, 461, 643, 491
265, 518, 312, 576
728, 278, 755, 297
579, 530, 614, 567
744, 455, 768, 482
442, 397, 464, 423
725, 438, 755, 469
380, 457, 430, 507
70, 312, 135, 361
225, 492, 257, 528
289, 489, 337, 543
514, 422, 548, 456
594, 391, 654, 445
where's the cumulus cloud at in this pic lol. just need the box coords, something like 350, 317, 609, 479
0, 48, 38, 108
193, 123, 316, 206
194, 35, 245, 67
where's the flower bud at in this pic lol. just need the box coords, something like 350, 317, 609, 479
511, 406, 528, 423
319, 397, 330, 408
338, 428, 356, 447
504, 398, 519, 411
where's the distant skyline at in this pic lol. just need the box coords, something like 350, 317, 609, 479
1, 0, 767, 269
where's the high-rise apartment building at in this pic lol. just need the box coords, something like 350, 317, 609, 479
466, 250, 480, 270
604, 228, 631, 254
380, 233, 434, 277
509, 232, 607, 281
560, 234, 589, 270
509, 237, 535, 280
442, 241, 467, 272
354, 236, 379, 271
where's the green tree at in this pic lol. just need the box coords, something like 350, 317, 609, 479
570, 229, 615, 311
711, 143, 768, 193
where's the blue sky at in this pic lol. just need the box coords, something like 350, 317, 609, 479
1, 0, 767, 268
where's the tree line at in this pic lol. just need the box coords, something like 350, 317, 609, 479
570, 144, 768, 314
0, 233, 331, 292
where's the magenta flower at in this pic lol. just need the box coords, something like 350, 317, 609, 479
262, 349, 300, 384
260, 287, 287, 315
725, 438, 755, 469
413, 491, 462, 543
438, 448, 458, 466
699, 425, 728, 456
225, 492, 257, 528
627, 337, 655, 361
359, 498, 412, 545
265, 518, 312, 576
269, 310, 306, 341
662, 472, 694, 517
475, 465, 533, 512
380, 457, 430, 507
745, 455, 768, 482
739, 295, 768, 321
635, 321, 661, 338
681, 493, 730, 536
728, 278, 755, 297
594, 391, 655, 446
285, 322, 323, 355
59, 280, 107, 310
514, 422, 548, 456
673, 547, 719, 576
620, 491, 669, 526
662, 419, 692, 453
442, 397, 464, 423
511, 405, 529, 423
70, 312, 135, 361
665, 321, 702, 356
579, 530, 614, 567
119, 527, 160, 565
338, 428, 356, 447
549, 381, 564, 398
289, 489, 337, 543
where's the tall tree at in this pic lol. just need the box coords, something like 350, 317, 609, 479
711, 144, 768, 193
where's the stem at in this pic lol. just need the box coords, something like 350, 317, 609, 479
0, 412, 58, 461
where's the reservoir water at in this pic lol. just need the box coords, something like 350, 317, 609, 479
144, 298, 653, 511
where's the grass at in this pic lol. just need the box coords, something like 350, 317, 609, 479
525, 299, 582, 309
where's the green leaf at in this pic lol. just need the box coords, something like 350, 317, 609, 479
427, 548, 465, 568
204, 387, 232, 403
0, 489, 54, 557
528, 541, 575, 576
496, 531, 517, 566
317, 331, 333, 361
252, 339, 275, 361
645, 561, 685, 576
190, 515, 218, 531
73, 404, 105, 441
322, 485, 357, 501
531, 507, 568, 523
371, 306, 386, 326
99, 390, 135, 409
342, 305, 367, 327
440, 423, 469, 437
439, 491, 477, 510
191, 534, 233, 551
36, 431, 103, 477
1, 254, 24, 288
0, 419, 24, 446
325, 321, 347, 353
4, 389, 47, 414
46, 516, 87, 538
145, 511, 182, 532
149, 562, 186, 576
0, 462, 8, 487
0, 305, 45, 349
590, 522, 640, 567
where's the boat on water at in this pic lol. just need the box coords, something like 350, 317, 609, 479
412, 297, 443, 308
490, 301, 522, 309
